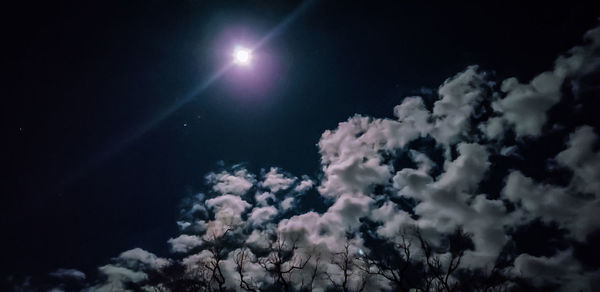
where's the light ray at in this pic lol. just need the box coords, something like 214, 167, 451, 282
61, 1, 315, 187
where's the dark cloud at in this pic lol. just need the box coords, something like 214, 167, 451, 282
48, 269, 86, 281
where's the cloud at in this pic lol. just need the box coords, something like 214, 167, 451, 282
224, 248, 274, 291
181, 249, 212, 271
255, 191, 276, 206
434, 143, 490, 193
279, 196, 295, 210
492, 26, 600, 137
393, 96, 432, 139
176, 220, 192, 230
294, 177, 314, 192
493, 73, 563, 137
556, 126, 600, 196
502, 171, 578, 223
501, 126, 600, 242
370, 200, 414, 239
48, 24, 600, 292
246, 228, 274, 249
206, 168, 255, 196
86, 265, 147, 292
276, 193, 373, 253
167, 234, 203, 253
393, 142, 511, 267
118, 248, 170, 270
513, 249, 600, 292
318, 115, 395, 198
49, 268, 86, 281
262, 167, 296, 192
248, 206, 278, 226
205, 194, 251, 225
430, 66, 487, 145
480, 116, 505, 140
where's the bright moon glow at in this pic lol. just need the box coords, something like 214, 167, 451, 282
233, 47, 252, 66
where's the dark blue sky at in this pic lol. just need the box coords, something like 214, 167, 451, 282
2, 0, 600, 286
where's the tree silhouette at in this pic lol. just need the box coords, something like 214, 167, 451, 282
258, 232, 311, 292
234, 247, 258, 292
128, 226, 523, 291
325, 239, 371, 292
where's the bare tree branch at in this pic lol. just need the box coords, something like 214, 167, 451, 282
235, 247, 258, 292
259, 232, 311, 292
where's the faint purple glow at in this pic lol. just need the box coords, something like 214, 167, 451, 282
65, 1, 314, 186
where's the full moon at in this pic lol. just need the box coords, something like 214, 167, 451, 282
233, 46, 252, 66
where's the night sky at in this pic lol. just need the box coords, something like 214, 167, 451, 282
3, 1, 600, 291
